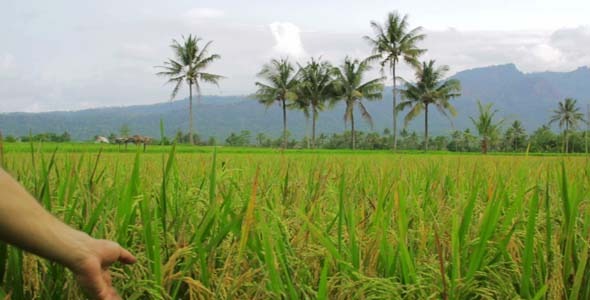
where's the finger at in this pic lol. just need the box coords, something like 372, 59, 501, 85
117, 247, 137, 264
75, 261, 110, 300
105, 287, 122, 300
103, 270, 113, 287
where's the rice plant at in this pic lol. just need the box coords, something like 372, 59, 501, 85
1, 143, 589, 299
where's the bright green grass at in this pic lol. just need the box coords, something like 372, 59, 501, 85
2, 142, 585, 156
1, 143, 589, 299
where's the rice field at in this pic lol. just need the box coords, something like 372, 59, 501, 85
1, 143, 589, 299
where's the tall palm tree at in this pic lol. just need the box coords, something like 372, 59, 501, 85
332, 56, 384, 149
157, 35, 223, 145
470, 101, 503, 154
549, 98, 585, 153
366, 11, 426, 151
297, 58, 335, 148
397, 60, 461, 151
290, 91, 311, 148
255, 58, 300, 149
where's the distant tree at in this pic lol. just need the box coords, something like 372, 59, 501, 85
297, 57, 336, 148
256, 133, 269, 147
470, 101, 503, 154
207, 136, 216, 146
4, 135, 16, 143
397, 60, 461, 151
120, 124, 131, 138
463, 129, 477, 152
225, 130, 251, 147
366, 11, 426, 150
529, 125, 557, 152
449, 130, 462, 151
433, 136, 449, 150
549, 98, 585, 153
255, 58, 300, 149
60, 131, 71, 142
183, 133, 201, 145
332, 56, 384, 149
317, 133, 328, 148
157, 35, 223, 145
405, 131, 420, 149
503, 120, 527, 151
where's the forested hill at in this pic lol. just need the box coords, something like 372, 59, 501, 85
1, 63, 589, 141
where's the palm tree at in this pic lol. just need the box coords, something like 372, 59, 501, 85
504, 120, 526, 151
332, 56, 384, 149
157, 35, 223, 145
289, 91, 311, 148
549, 98, 585, 153
255, 58, 300, 149
397, 60, 461, 151
366, 11, 426, 151
297, 58, 335, 148
470, 101, 503, 154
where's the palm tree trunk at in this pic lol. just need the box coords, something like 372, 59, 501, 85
392, 63, 398, 151
305, 116, 310, 149
351, 107, 356, 150
282, 98, 287, 149
563, 122, 569, 153
482, 137, 488, 154
189, 84, 194, 145
312, 104, 317, 149
424, 104, 429, 151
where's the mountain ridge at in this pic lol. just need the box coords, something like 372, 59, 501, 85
1, 64, 589, 140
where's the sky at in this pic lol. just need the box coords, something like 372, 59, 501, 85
1, 0, 590, 112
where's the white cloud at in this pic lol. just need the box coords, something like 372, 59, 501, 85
0, 53, 15, 71
184, 8, 225, 20
117, 43, 157, 61
530, 44, 562, 64
270, 22, 306, 58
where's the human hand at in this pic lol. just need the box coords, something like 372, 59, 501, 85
69, 239, 136, 300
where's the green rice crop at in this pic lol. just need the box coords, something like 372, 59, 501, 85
0, 143, 589, 299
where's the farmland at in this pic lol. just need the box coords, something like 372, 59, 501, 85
1, 143, 589, 299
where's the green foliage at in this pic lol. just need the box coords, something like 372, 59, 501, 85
157, 34, 223, 145
365, 10, 426, 149
295, 57, 337, 148
470, 101, 503, 154
3, 146, 590, 299
225, 130, 252, 146
331, 56, 384, 149
255, 58, 300, 148
398, 60, 461, 150
550, 98, 586, 153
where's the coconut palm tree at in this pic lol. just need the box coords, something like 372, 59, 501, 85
289, 92, 311, 148
332, 56, 384, 150
157, 35, 223, 145
255, 58, 300, 149
366, 11, 426, 151
549, 98, 585, 153
297, 58, 336, 148
470, 101, 503, 154
397, 60, 461, 151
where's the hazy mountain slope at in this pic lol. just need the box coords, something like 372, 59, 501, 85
1, 64, 589, 140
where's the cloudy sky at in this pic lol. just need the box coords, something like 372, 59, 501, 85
1, 0, 590, 112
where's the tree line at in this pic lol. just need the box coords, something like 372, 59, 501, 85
156, 10, 587, 154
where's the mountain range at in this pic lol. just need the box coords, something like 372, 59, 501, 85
1, 63, 589, 141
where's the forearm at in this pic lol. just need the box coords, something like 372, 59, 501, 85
0, 168, 92, 270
